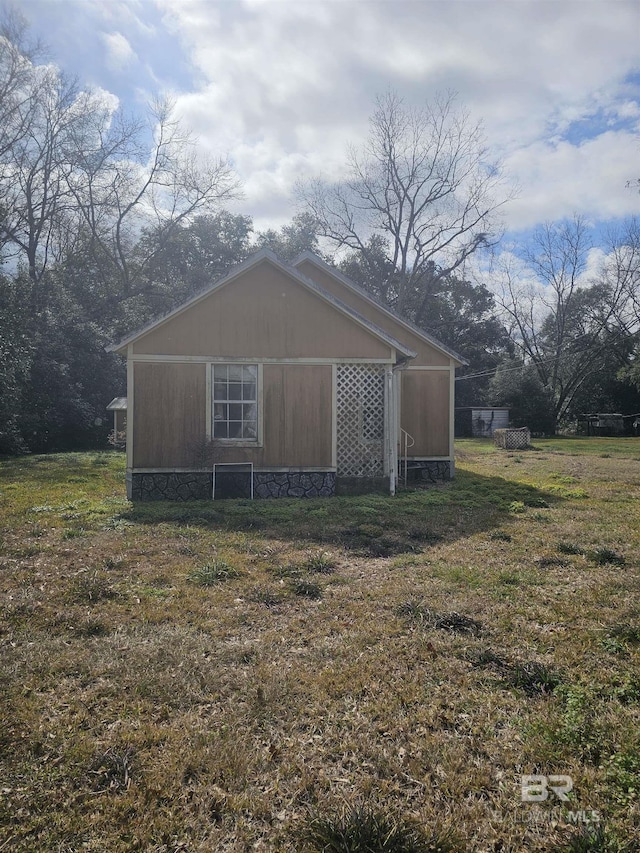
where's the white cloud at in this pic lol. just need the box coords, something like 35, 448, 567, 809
150, 0, 640, 234
93, 0, 157, 38
505, 131, 640, 230
101, 31, 138, 72
22, 0, 639, 237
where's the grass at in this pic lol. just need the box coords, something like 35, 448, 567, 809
0, 439, 639, 851
301, 803, 459, 852
187, 559, 243, 585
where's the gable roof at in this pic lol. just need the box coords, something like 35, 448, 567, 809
107, 249, 417, 360
292, 251, 468, 366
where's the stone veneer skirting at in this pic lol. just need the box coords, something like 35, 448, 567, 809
130, 472, 212, 501
404, 460, 452, 483
254, 472, 335, 498
130, 471, 336, 501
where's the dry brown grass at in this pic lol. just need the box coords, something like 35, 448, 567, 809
0, 441, 639, 851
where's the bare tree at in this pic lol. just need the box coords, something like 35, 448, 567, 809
603, 217, 640, 331
494, 216, 635, 428
0, 62, 86, 296
0, 9, 42, 162
0, 20, 239, 303
65, 97, 239, 298
300, 90, 512, 313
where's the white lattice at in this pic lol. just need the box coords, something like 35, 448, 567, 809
336, 365, 385, 477
494, 428, 531, 449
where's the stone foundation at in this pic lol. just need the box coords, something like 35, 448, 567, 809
130, 471, 336, 500
404, 461, 452, 483
130, 472, 212, 501
253, 472, 335, 498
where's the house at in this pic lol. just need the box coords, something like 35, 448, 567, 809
107, 250, 466, 500
455, 406, 510, 438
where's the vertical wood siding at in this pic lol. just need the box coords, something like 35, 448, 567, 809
295, 259, 451, 366
400, 371, 450, 456
133, 362, 332, 470
262, 364, 333, 466
132, 262, 391, 360
133, 362, 206, 468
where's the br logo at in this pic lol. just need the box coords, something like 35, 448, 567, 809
521, 775, 573, 802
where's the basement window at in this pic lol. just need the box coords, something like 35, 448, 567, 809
212, 364, 258, 440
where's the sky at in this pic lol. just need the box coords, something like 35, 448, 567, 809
15, 0, 640, 248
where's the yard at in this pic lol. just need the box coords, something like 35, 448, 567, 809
0, 439, 638, 852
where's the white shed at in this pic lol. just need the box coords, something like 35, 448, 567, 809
455, 407, 510, 438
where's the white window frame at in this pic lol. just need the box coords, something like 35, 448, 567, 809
206, 363, 263, 447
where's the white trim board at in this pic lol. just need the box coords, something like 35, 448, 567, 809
126, 345, 134, 471
131, 466, 338, 474
403, 456, 453, 462
129, 354, 396, 365
404, 365, 453, 371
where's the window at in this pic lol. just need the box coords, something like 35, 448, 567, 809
212, 364, 258, 440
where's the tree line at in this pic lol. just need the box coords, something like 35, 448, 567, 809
1, 14, 639, 454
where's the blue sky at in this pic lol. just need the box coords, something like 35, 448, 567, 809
16, 0, 640, 249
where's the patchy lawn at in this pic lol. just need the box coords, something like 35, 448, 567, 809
0, 440, 639, 852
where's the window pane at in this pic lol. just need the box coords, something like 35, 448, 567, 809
243, 365, 257, 381
211, 364, 259, 441
242, 382, 256, 401
213, 365, 228, 381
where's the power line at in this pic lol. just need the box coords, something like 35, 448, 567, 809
456, 327, 638, 382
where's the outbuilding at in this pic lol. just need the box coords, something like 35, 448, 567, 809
455, 406, 510, 438
106, 397, 127, 438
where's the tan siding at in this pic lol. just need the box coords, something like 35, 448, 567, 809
213, 364, 333, 468
133, 260, 391, 359
295, 259, 450, 366
133, 363, 206, 468
401, 371, 450, 457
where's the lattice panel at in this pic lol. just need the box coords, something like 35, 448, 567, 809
336, 365, 385, 477
494, 428, 531, 449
